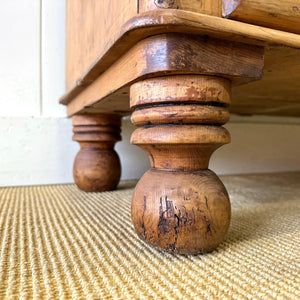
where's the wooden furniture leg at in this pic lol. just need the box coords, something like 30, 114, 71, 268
130, 75, 231, 254
72, 114, 122, 192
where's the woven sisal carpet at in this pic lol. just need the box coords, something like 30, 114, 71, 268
0, 173, 299, 299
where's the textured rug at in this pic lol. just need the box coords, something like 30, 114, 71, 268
0, 172, 299, 299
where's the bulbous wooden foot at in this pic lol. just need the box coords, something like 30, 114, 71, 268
73, 146, 121, 192
72, 114, 121, 192
132, 169, 230, 254
130, 75, 232, 254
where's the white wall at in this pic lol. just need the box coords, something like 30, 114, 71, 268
0, 1, 300, 187
0, 0, 41, 116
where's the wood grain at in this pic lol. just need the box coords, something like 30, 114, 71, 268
72, 114, 122, 192
131, 105, 230, 126
61, 9, 300, 118
231, 46, 300, 116
139, 0, 222, 16
64, 34, 263, 117
61, 9, 300, 106
130, 75, 231, 254
223, 0, 300, 34
132, 169, 231, 254
130, 76, 231, 108
66, 0, 137, 90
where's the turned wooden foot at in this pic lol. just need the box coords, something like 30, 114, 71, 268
130, 75, 231, 254
72, 114, 121, 192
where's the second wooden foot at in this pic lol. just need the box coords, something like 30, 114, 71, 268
72, 113, 121, 192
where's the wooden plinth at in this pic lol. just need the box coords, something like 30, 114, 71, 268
130, 75, 231, 254
72, 114, 122, 192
